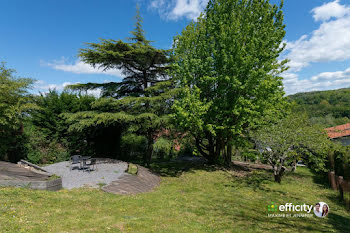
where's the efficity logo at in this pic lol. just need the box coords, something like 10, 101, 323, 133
267, 202, 278, 212
267, 202, 328, 218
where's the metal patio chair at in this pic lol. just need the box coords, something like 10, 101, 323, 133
70, 155, 81, 171
87, 158, 97, 172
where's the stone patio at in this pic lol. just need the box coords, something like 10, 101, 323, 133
44, 160, 128, 189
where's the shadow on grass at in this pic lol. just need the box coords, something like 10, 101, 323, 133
311, 171, 330, 189
194, 196, 332, 232
149, 161, 221, 177
328, 212, 350, 233
225, 170, 274, 191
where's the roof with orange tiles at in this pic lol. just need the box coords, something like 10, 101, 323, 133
325, 123, 350, 139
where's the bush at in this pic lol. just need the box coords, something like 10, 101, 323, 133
25, 126, 69, 164
176, 136, 194, 157
120, 133, 147, 159
0, 63, 34, 162
330, 146, 350, 181
153, 138, 173, 159
242, 150, 259, 162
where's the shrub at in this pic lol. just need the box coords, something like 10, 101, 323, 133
176, 136, 195, 157
25, 126, 69, 164
120, 133, 147, 159
153, 138, 173, 159
242, 150, 259, 163
329, 145, 350, 181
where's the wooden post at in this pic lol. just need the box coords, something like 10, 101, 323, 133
328, 171, 338, 190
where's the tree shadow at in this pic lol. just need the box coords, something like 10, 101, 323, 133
327, 212, 350, 233
146, 160, 225, 177
193, 197, 332, 232
227, 171, 274, 191
311, 171, 330, 189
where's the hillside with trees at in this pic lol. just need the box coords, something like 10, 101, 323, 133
288, 88, 350, 127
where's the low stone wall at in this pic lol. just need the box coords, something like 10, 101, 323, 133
0, 160, 62, 191
0, 177, 62, 191
102, 163, 161, 195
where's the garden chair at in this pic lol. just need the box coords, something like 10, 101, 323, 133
70, 155, 81, 171
87, 158, 97, 172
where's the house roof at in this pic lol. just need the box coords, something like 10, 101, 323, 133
325, 123, 350, 139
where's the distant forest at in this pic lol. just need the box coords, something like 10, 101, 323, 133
289, 88, 350, 127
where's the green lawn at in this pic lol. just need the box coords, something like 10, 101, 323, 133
0, 163, 349, 232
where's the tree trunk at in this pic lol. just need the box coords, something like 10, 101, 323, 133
207, 134, 216, 164
144, 132, 153, 166
291, 159, 297, 172
214, 136, 222, 163
224, 137, 232, 167
274, 173, 282, 183
273, 165, 286, 183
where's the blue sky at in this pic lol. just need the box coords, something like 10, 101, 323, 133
1, 0, 350, 95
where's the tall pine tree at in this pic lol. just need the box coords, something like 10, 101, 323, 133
70, 7, 170, 98
66, 7, 174, 165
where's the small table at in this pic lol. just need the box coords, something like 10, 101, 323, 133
80, 156, 91, 171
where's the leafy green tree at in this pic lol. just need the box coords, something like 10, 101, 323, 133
29, 90, 96, 161
251, 114, 331, 182
31, 90, 95, 139
172, 0, 288, 164
0, 62, 34, 161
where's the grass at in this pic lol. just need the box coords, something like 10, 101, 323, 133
47, 174, 61, 181
97, 183, 107, 189
0, 163, 349, 232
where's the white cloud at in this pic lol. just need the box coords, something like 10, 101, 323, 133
283, 67, 350, 95
282, 0, 350, 94
46, 58, 123, 77
311, 67, 350, 81
284, 13, 350, 71
34, 80, 73, 92
149, 0, 208, 20
311, 0, 350, 22
34, 80, 101, 97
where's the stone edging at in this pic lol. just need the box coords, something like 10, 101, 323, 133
102, 164, 161, 195
0, 177, 62, 191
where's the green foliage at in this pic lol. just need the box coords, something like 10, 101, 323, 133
24, 125, 69, 164
242, 149, 259, 163
0, 62, 35, 162
289, 88, 350, 127
29, 90, 96, 161
251, 114, 331, 182
176, 135, 195, 156
328, 145, 350, 180
31, 90, 95, 139
66, 9, 175, 165
70, 8, 170, 98
120, 133, 147, 159
309, 114, 350, 127
153, 137, 173, 159
172, 0, 288, 163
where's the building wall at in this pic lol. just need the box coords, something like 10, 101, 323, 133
335, 136, 350, 146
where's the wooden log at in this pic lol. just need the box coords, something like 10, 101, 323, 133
18, 160, 49, 173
